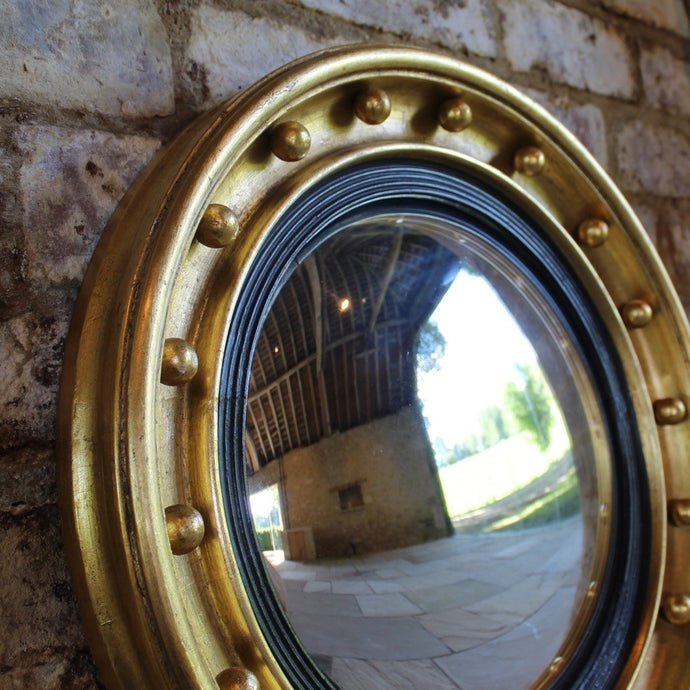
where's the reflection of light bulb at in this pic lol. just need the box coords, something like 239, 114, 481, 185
339, 297, 351, 312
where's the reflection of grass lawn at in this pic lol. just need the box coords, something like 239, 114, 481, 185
484, 468, 579, 532
438, 430, 572, 519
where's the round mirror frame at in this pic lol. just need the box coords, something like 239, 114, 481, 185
57, 45, 690, 689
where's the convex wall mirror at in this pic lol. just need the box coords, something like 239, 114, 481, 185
58, 45, 690, 689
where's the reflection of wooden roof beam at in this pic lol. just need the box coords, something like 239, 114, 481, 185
253, 399, 276, 459
265, 392, 284, 456
304, 256, 323, 370
276, 385, 294, 450
286, 278, 312, 441
304, 255, 331, 435
247, 405, 269, 461
368, 230, 403, 336
248, 356, 316, 403
408, 245, 455, 327
247, 319, 409, 403
245, 433, 260, 474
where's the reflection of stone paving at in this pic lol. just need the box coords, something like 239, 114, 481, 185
275, 517, 583, 690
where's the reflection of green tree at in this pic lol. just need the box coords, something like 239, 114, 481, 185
433, 436, 481, 466
427, 358, 558, 471
443, 405, 511, 458
478, 405, 510, 449
504, 363, 554, 451
433, 405, 511, 466
416, 320, 446, 374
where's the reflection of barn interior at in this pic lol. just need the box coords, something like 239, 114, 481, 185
246, 224, 594, 687
246, 224, 457, 559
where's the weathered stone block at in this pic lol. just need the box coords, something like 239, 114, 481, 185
621, 199, 690, 311
652, 199, 690, 308
16, 125, 160, 285
0, 130, 25, 319
0, 447, 55, 513
641, 46, 690, 115
0, 653, 97, 690
629, 200, 659, 247
299, 0, 497, 57
499, 0, 636, 98
0, 302, 71, 449
616, 121, 690, 197
598, 0, 690, 36
186, 8, 343, 107
524, 89, 608, 168
0, 508, 90, 671
0, 0, 174, 118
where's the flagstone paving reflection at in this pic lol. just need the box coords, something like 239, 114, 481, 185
275, 517, 583, 689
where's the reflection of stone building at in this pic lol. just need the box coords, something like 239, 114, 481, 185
246, 229, 455, 557
250, 407, 449, 558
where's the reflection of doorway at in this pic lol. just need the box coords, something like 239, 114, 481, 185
416, 269, 580, 536
250, 484, 284, 554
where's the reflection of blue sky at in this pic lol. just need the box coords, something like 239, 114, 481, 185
417, 270, 537, 446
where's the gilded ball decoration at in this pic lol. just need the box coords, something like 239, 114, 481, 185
196, 204, 240, 248
662, 594, 690, 625
165, 504, 205, 555
669, 498, 690, 527
161, 338, 199, 386
549, 657, 564, 673
354, 86, 391, 125
653, 397, 688, 426
216, 667, 260, 690
270, 121, 311, 161
514, 145, 546, 176
577, 218, 610, 248
620, 299, 653, 329
438, 97, 472, 132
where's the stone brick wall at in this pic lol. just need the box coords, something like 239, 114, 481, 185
1, 0, 688, 686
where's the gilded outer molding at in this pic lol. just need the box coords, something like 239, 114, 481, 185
57, 45, 690, 689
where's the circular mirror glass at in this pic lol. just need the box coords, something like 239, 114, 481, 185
243, 210, 612, 689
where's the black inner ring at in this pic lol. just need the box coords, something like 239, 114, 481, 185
219, 159, 651, 689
